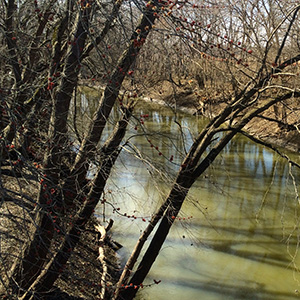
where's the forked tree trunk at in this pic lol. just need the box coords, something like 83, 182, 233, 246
116, 87, 300, 300
5, 1, 162, 296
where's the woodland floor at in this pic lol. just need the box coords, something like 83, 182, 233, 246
0, 171, 120, 300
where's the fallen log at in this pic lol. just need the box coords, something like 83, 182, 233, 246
95, 219, 114, 299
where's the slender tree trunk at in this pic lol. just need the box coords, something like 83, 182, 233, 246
63, 0, 161, 205
7, 7, 91, 292
19, 104, 134, 299
116, 87, 300, 300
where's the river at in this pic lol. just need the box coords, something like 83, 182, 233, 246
78, 91, 300, 299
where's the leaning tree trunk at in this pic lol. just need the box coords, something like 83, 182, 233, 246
64, 0, 162, 205
115, 83, 300, 300
19, 104, 134, 300
5, 0, 163, 296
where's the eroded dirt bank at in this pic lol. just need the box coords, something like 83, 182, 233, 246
137, 79, 300, 153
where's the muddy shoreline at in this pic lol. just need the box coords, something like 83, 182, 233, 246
83, 79, 300, 153
139, 85, 300, 154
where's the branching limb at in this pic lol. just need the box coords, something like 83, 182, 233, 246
239, 130, 300, 169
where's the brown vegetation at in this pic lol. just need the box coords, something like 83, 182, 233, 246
0, 172, 119, 300
1, 1, 300, 299
133, 78, 300, 153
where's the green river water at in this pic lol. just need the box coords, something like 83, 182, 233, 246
78, 92, 300, 299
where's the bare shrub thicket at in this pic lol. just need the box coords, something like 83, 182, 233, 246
0, 1, 299, 300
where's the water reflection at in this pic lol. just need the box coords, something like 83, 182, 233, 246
82, 98, 300, 300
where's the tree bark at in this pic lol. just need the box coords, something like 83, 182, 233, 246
19, 104, 134, 299
7, 6, 91, 292
116, 88, 300, 299
63, 0, 161, 205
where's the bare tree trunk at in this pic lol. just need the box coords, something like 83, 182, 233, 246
8, 6, 91, 291
116, 85, 300, 300
19, 104, 134, 300
6, 1, 162, 295
64, 0, 161, 205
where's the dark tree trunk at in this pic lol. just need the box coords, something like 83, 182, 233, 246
19, 104, 134, 299
7, 6, 91, 292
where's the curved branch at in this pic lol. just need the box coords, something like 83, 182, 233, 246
240, 130, 300, 169
82, 0, 124, 59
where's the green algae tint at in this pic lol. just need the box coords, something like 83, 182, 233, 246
92, 100, 300, 300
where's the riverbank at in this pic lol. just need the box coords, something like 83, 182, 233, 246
83, 78, 299, 153
136, 79, 300, 153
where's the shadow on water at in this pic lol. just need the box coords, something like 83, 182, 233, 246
82, 97, 300, 300
208, 240, 290, 269
190, 222, 294, 242
164, 275, 299, 300
155, 242, 299, 300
